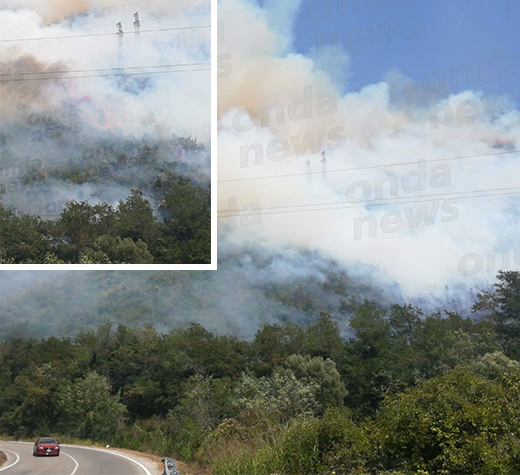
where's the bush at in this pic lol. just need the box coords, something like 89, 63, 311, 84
374, 362, 520, 474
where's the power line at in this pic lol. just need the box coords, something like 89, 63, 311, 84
218, 149, 519, 184
0, 62, 210, 77
218, 185, 520, 214
0, 25, 211, 43
219, 190, 520, 218
218, 187, 520, 218
1, 67, 210, 82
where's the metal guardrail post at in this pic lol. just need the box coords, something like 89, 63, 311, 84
162, 457, 180, 475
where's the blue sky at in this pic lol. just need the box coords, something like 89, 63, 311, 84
290, 0, 519, 99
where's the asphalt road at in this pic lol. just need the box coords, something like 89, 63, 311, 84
0, 441, 153, 475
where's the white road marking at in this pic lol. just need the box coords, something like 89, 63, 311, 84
0, 448, 20, 472
61, 445, 152, 475
61, 451, 80, 475
0, 442, 153, 475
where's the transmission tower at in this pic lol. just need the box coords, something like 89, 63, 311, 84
320, 150, 327, 175
116, 21, 124, 69
133, 12, 141, 37
133, 12, 141, 54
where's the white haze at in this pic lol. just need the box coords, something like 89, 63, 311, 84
0, 0, 210, 142
217, 0, 520, 298
0, 0, 210, 216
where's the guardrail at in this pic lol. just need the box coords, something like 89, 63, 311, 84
162, 457, 180, 475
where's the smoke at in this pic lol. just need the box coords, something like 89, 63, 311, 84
0, 0, 208, 22
0, 0, 210, 216
0, 246, 402, 340
217, 0, 520, 298
0, 1, 210, 140
0, 239, 495, 340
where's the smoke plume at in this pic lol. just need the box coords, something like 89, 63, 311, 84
217, 0, 520, 297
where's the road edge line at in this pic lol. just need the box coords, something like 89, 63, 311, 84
61, 450, 80, 475
61, 445, 152, 475
0, 449, 20, 472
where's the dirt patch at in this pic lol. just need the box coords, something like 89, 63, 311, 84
175, 460, 210, 475
0, 451, 7, 467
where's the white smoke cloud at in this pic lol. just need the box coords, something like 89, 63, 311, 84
0, 0, 208, 23
217, 0, 520, 297
0, 0, 210, 217
0, 0, 210, 142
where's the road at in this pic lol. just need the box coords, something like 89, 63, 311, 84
0, 441, 155, 475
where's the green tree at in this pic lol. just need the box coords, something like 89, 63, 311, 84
234, 370, 319, 424
93, 236, 153, 264
344, 301, 392, 415
57, 201, 104, 258
0, 204, 52, 263
473, 270, 520, 356
57, 372, 127, 441
375, 361, 520, 474
253, 323, 305, 374
303, 311, 344, 361
0, 363, 63, 437
117, 189, 158, 250
281, 354, 347, 411
153, 173, 210, 264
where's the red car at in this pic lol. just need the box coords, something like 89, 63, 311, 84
33, 437, 60, 456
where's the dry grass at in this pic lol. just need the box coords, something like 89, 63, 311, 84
0, 451, 7, 467
176, 460, 211, 475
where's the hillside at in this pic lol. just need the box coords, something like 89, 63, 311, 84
1, 271, 519, 474
0, 248, 397, 339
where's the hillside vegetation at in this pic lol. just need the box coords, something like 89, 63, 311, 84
0, 135, 210, 264
1, 271, 519, 474
0, 252, 392, 339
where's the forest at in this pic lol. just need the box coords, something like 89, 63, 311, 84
0, 135, 211, 264
1, 270, 519, 474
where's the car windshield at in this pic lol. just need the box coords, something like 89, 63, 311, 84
40, 438, 57, 444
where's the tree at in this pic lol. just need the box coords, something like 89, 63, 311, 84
473, 270, 520, 356
0, 363, 63, 437
56, 372, 127, 441
153, 172, 210, 264
92, 236, 153, 264
466, 351, 520, 380
303, 311, 344, 361
375, 362, 520, 474
0, 204, 52, 263
57, 201, 103, 257
170, 374, 233, 433
281, 354, 347, 411
253, 323, 305, 373
388, 304, 422, 345
117, 189, 158, 250
343, 301, 392, 415
234, 370, 319, 424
